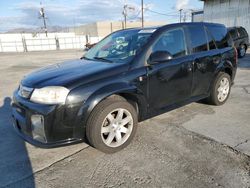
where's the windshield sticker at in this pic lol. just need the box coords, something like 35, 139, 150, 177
138, 29, 156, 34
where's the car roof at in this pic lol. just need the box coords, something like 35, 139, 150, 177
228, 26, 245, 30
121, 22, 225, 33
120, 26, 161, 32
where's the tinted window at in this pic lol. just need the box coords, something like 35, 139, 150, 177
242, 28, 248, 36
229, 29, 238, 39
187, 25, 208, 53
205, 28, 217, 50
238, 28, 247, 37
207, 25, 229, 49
152, 28, 187, 58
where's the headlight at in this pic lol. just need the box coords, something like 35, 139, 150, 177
30, 86, 70, 105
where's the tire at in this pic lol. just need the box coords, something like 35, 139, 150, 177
238, 44, 246, 58
207, 72, 231, 106
86, 95, 138, 153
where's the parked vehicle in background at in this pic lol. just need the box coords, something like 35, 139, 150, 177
12, 22, 237, 153
228, 26, 249, 58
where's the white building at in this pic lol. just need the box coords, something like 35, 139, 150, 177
191, 10, 204, 22
201, 0, 250, 34
69, 21, 166, 37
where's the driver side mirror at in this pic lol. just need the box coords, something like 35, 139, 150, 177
149, 51, 173, 64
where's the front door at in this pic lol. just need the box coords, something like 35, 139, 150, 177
147, 27, 193, 111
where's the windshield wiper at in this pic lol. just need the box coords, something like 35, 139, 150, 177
80, 56, 92, 60
93, 57, 113, 63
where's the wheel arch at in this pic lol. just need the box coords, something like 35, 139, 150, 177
239, 42, 247, 50
220, 60, 234, 80
208, 61, 234, 94
78, 82, 147, 126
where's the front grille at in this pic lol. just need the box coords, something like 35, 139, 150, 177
18, 85, 33, 99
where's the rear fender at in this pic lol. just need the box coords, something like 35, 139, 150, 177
208, 60, 234, 94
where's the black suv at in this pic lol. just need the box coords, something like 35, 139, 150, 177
228, 26, 249, 58
12, 23, 237, 153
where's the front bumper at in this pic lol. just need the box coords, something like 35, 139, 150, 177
12, 90, 85, 148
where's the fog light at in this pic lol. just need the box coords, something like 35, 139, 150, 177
31, 115, 47, 143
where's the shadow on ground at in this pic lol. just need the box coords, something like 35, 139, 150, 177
0, 97, 35, 187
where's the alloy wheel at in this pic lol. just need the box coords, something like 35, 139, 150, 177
101, 108, 133, 148
217, 77, 230, 102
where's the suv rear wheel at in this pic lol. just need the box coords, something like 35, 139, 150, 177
86, 96, 138, 153
207, 72, 231, 105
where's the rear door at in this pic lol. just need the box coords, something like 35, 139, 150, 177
186, 24, 221, 97
229, 28, 240, 47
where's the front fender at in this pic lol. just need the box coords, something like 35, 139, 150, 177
85, 82, 137, 114
77, 82, 147, 127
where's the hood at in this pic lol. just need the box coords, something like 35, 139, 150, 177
22, 59, 128, 89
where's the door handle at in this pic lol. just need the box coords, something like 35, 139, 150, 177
138, 75, 147, 82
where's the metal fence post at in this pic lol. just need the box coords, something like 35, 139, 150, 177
15, 41, 18, 52
0, 39, 3, 52
22, 37, 28, 52
55, 37, 60, 50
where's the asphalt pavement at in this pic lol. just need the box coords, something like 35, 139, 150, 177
0, 50, 249, 187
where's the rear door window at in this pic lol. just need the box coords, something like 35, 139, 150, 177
187, 25, 208, 53
207, 25, 229, 49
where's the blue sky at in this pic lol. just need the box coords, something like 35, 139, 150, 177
0, 0, 203, 32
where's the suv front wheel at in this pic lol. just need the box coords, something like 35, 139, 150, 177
86, 95, 138, 153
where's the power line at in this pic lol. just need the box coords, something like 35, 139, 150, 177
146, 9, 179, 17
122, 4, 135, 29
127, 10, 142, 21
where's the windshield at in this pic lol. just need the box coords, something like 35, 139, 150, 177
84, 29, 154, 63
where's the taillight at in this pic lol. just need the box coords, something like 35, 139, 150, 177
234, 47, 238, 64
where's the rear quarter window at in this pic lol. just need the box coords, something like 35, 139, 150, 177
238, 28, 247, 37
243, 28, 248, 36
207, 25, 229, 49
229, 29, 238, 39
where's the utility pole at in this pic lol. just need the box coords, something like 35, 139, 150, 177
39, 3, 48, 37
141, 0, 144, 28
123, 5, 128, 29
179, 9, 183, 23
183, 12, 187, 22
122, 4, 135, 29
